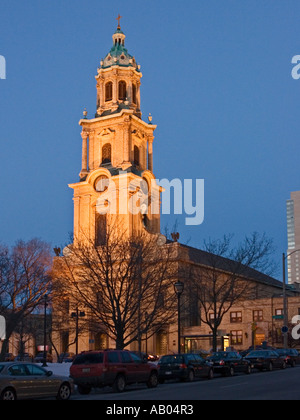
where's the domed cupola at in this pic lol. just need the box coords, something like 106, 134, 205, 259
95, 17, 142, 119
100, 27, 140, 71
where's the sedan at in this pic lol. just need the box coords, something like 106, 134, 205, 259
33, 352, 53, 364
58, 352, 75, 363
208, 351, 252, 376
0, 362, 73, 400
244, 350, 287, 371
158, 353, 214, 383
275, 348, 300, 367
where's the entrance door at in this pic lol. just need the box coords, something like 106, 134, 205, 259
156, 331, 168, 355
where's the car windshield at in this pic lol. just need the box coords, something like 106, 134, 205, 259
0, 364, 5, 373
210, 352, 232, 360
247, 351, 269, 357
276, 349, 297, 356
160, 355, 183, 364
276, 349, 288, 355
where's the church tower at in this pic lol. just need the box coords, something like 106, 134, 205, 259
69, 19, 162, 245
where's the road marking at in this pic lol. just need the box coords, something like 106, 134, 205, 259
221, 382, 248, 389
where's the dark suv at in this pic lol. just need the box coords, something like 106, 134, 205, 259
70, 349, 158, 394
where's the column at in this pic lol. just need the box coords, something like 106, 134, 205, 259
148, 137, 153, 172
80, 131, 88, 175
123, 118, 131, 164
112, 72, 118, 109
88, 131, 94, 171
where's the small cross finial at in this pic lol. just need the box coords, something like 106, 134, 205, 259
116, 14, 122, 29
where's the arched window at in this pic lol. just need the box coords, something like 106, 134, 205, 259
105, 82, 113, 102
132, 84, 137, 104
95, 213, 107, 246
102, 143, 111, 164
118, 80, 127, 101
134, 145, 140, 167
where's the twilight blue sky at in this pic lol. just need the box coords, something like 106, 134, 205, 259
1, 0, 300, 278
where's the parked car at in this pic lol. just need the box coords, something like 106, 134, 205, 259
4, 354, 14, 362
208, 351, 252, 376
147, 354, 160, 362
158, 353, 214, 383
274, 348, 300, 367
70, 349, 158, 394
239, 345, 276, 357
58, 352, 75, 363
14, 353, 33, 362
0, 362, 73, 400
33, 352, 53, 363
130, 351, 159, 362
244, 350, 287, 371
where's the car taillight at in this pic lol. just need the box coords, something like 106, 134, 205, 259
219, 360, 225, 366
180, 363, 187, 369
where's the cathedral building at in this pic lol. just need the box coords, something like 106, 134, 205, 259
51, 21, 300, 358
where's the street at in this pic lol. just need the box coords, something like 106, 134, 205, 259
70, 366, 300, 401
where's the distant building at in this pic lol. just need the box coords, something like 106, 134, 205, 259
287, 191, 300, 284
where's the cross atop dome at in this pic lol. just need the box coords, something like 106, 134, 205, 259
116, 14, 122, 30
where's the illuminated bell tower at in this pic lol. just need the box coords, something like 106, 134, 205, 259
69, 20, 162, 245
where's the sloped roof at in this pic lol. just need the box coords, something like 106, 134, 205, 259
177, 242, 289, 291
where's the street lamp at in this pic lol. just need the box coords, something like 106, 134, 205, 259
174, 281, 184, 354
282, 249, 300, 349
42, 294, 48, 367
71, 308, 86, 355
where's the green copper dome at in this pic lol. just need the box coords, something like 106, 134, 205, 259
99, 27, 140, 71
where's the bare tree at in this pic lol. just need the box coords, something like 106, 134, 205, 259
0, 239, 52, 361
52, 224, 177, 350
49, 293, 90, 362
188, 232, 277, 351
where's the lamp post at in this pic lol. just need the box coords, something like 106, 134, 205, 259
130, 241, 143, 356
282, 249, 300, 349
71, 308, 86, 355
174, 281, 184, 354
42, 294, 48, 367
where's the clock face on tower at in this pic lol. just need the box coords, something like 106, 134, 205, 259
94, 175, 109, 193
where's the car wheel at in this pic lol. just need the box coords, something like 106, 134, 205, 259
281, 361, 287, 370
268, 362, 273, 372
186, 369, 195, 382
228, 366, 235, 377
56, 382, 71, 400
147, 371, 158, 388
208, 368, 214, 380
77, 384, 91, 395
292, 360, 296, 368
113, 374, 126, 393
246, 364, 252, 374
1, 388, 16, 400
